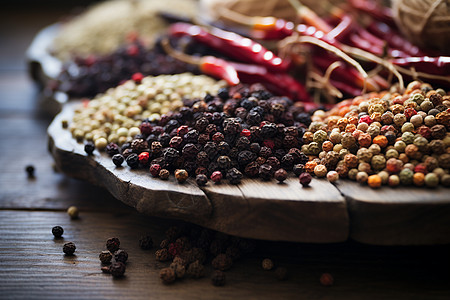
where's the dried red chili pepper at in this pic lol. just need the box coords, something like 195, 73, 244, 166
169, 23, 290, 73
251, 18, 295, 40
200, 56, 240, 86
389, 56, 450, 76
348, 0, 396, 28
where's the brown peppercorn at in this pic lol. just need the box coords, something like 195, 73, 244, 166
274, 267, 288, 281
274, 168, 288, 182
109, 262, 126, 278
160, 267, 176, 284
299, 172, 312, 187
159, 169, 170, 180
262, 258, 274, 270
187, 260, 205, 278
212, 254, 233, 271
114, 249, 128, 263
170, 262, 186, 279
175, 169, 188, 183
99, 251, 112, 264
211, 270, 226, 286
106, 237, 120, 253
155, 248, 170, 261
63, 242, 76, 255
320, 273, 334, 286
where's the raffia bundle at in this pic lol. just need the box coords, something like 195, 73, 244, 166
392, 0, 450, 53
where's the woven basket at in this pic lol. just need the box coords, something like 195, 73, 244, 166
392, 0, 450, 53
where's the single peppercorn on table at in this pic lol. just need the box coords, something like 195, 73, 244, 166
1, 4, 450, 300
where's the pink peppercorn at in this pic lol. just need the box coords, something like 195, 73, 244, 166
416, 126, 432, 139
414, 164, 428, 174
127, 44, 139, 56
211, 171, 223, 183
138, 152, 149, 165
177, 125, 189, 136
358, 115, 373, 125
131, 72, 144, 83
404, 108, 417, 119
150, 164, 162, 177
240, 129, 251, 137
139, 122, 153, 135
299, 173, 312, 187
168, 242, 182, 257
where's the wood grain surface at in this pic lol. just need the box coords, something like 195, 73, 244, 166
48, 101, 349, 243
1, 5, 450, 300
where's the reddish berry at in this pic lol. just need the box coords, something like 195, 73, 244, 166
168, 242, 182, 257
150, 164, 162, 177
414, 164, 428, 174
177, 125, 189, 136
299, 172, 312, 187
138, 152, 149, 165
240, 129, 251, 137
127, 44, 139, 56
358, 115, 372, 125
404, 108, 417, 119
84, 55, 96, 67
210, 171, 223, 183
132, 72, 144, 83
139, 122, 153, 135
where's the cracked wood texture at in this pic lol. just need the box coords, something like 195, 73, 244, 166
48, 101, 348, 243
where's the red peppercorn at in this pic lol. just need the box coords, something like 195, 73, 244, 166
299, 172, 312, 187
131, 72, 144, 83
210, 171, 223, 183
177, 125, 189, 136
404, 108, 417, 119
150, 164, 162, 177
240, 129, 251, 137
126, 44, 139, 56
414, 164, 428, 174
169, 242, 182, 257
138, 152, 149, 165
358, 115, 373, 125
139, 122, 153, 135
263, 139, 275, 149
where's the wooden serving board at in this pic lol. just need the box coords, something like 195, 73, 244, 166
48, 101, 450, 245
48, 101, 349, 243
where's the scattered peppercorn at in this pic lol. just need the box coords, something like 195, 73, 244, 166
67, 206, 79, 219
196, 174, 208, 186
274, 168, 288, 183
175, 169, 189, 183
262, 258, 274, 270
211, 270, 226, 286
114, 249, 128, 263
106, 237, 120, 252
187, 260, 205, 278
99, 251, 112, 264
139, 235, 153, 250
159, 169, 170, 180
320, 273, 334, 286
326, 171, 339, 183
110, 262, 126, 278
274, 267, 288, 281
112, 154, 124, 167
63, 242, 76, 255
25, 165, 35, 178
155, 248, 171, 261
52, 226, 64, 238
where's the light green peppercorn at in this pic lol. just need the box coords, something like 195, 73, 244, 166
393, 114, 407, 127
339, 149, 349, 160
399, 168, 414, 185
313, 130, 328, 144
357, 148, 373, 163
401, 122, 415, 133
348, 168, 358, 180
307, 142, 321, 156
424, 173, 439, 188
424, 115, 437, 127
441, 174, 450, 187
420, 100, 434, 112
413, 136, 428, 151
356, 171, 368, 184
385, 148, 399, 159
388, 175, 400, 187
378, 171, 389, 185
371, 155, 386, 171
401, 132, 415, 144
411, 93, 424, 105
368, 144, 381, 155
435, 88, 446, 97
394, 141, 407, 153
366, 125, 381, 138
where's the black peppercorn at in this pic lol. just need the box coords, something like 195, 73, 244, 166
105, 143, 120, 156
226, 168, 243, 184
106, 237, 120, 252
196, 174, 208, 186
25, 165, 35, 178
109, 262, 126, 278
126, 153, 139, 168
84, 142, 95, 155
52, 226, 64, 238
63, 242, 76, 255
293, 164, 305, 176
114, 249, 128, 263
217, 156, 232, 170
259, 164, 273, 180
139, 235, 153, 250
99, 251, 112, 264
217, 87, 229, 100
211, 270, 226, 286
237, 150, 257, 166
244, 161, 260, 177
112, 154, 124, 167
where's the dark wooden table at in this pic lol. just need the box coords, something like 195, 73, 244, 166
1, 5, 450, 300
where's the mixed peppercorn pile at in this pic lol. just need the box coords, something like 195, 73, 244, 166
68, 74, 449, 188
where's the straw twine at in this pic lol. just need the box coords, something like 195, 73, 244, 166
392, 0, 450, 53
